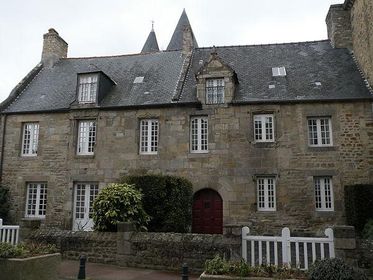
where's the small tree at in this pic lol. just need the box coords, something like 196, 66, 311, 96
0, 185, 9, 222
92, 183, 149, 232
122, 174, 193, 232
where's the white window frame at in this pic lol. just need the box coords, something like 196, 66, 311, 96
77, 120, 96, 155
314, 177, 334, 211
21, 122, 39, 156
190, 116, 208, 153
254, 114, 274, 142
206, 78, 225, 104
257, 177, 276, 211
78, 74, 98, 104
308, 117, 333, 147
139, 119, 159, 155
272, 67, 286, 77
25, 183, 47, 218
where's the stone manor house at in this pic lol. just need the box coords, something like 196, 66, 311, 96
0, 0, 372, 234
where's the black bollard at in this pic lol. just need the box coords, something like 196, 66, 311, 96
77, 255, 87, 279
181, 263, 188, 280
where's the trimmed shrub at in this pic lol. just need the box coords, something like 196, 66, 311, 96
92, 183, 149, 232
362, 219, 373, 240
308, 258, 368, 280
122, 174, 193, 233
0, 185, 9, 222
345, 184, 373, 234
0, 242, 58, 258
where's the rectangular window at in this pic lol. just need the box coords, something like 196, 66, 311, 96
272, 67, 286, 77
190, 116, 208, 153
254, 114, 274, 142
22, 123, 39, 156
25, 183, 47, 218
308, 117, 332, 147
78, 74, 98, 103
257, 177, 276, 211
140, 119, 158, 154
206, 78, 225, 104
77, 120, 96, 155
314, 177, 334, 211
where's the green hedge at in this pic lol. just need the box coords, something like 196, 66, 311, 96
122, 174, 193, 233
345, 184, 373, 234
93, 183, 149, 232
0, 185, 9, 222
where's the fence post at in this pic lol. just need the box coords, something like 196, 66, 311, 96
77, 255, 87, 279
281, 227, 291, 266
241, 227, 250, 261
0, 218, 2, 227
181, 263, 188, 280
325, 228, 335, 258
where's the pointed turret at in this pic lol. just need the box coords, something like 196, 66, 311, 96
166, 9, 198, 51
141, 24, 159, 53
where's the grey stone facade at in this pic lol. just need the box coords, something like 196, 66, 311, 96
1, 6, 373, 235
2, 101, 373, 233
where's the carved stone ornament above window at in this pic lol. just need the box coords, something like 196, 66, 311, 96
195, 48, 238, 106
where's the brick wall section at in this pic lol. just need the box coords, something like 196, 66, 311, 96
3, 102, 373, 233
350, 0, 373, 86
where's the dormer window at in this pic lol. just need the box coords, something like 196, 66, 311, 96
78, 74, 98, 103
206, 78, 224, 104
272, 67, 286, 77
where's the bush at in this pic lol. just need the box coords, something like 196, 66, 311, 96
0, 242, 57, 258
362, 219, 373, 240
0, 242, 25, 258
204, 255, 306, 278
122, 174, 193, 233
345, 184, 373, 234
93, 183, 149, 232
308, 258, 368, 280
0, 185, 9, 222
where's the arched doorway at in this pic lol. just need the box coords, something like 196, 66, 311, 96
192, 189, 223, 234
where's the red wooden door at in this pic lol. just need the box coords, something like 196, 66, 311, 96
192, 189, 223, 234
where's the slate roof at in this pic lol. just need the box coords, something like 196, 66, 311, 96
141, 30, 159, 53
179, 40, 372, 103
3, 40, 372, 114
3, 51, 188, 113
166, 9, 198, 51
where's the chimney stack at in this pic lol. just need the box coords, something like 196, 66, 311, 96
41, 28, 68, 67
325, 4, 352, 49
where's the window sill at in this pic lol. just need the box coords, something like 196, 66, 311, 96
20, 155, 38, 159
188, 152, 209, 158
22, 217, 45, 221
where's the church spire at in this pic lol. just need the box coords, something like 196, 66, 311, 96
166, 9, 198, 51
141, 22, 160, 53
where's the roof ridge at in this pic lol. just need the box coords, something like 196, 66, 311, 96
64, 49, 182, 60
196, 39, 331, 50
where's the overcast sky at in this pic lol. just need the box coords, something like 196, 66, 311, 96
0, 0, 343, 103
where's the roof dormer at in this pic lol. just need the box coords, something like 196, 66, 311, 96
73, 71, 115, 108
195, 48, 238, 106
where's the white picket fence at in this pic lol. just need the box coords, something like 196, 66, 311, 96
0, 218, 20, 245
242, 227, 334, 270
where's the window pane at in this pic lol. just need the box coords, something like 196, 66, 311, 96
190, 117, 208, 152
26, 183, 47, 218
140, 119, 158, 154
308, 117, 332, 147
22, 123, 39, 156
78, 121, 96, 155
78, 74, 98, 103
206, 78, 224, 104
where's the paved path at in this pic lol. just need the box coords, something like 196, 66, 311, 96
58, 260, 200, 280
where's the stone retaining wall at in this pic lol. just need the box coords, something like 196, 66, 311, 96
28, 225, 240, 272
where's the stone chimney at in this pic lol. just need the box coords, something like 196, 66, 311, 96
182, 26, 194, 55
326, 4, 352, 49
41, 28, 68, 67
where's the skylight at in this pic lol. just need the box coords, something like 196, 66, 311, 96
133, 76, 144, 83
272, 67, 286, 77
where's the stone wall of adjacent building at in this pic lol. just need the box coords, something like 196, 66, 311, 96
2, 101, 373, 233
350, 0, 373, 86
326, 4, 353, 49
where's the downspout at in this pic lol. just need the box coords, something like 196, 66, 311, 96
0, 114, 7, 184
